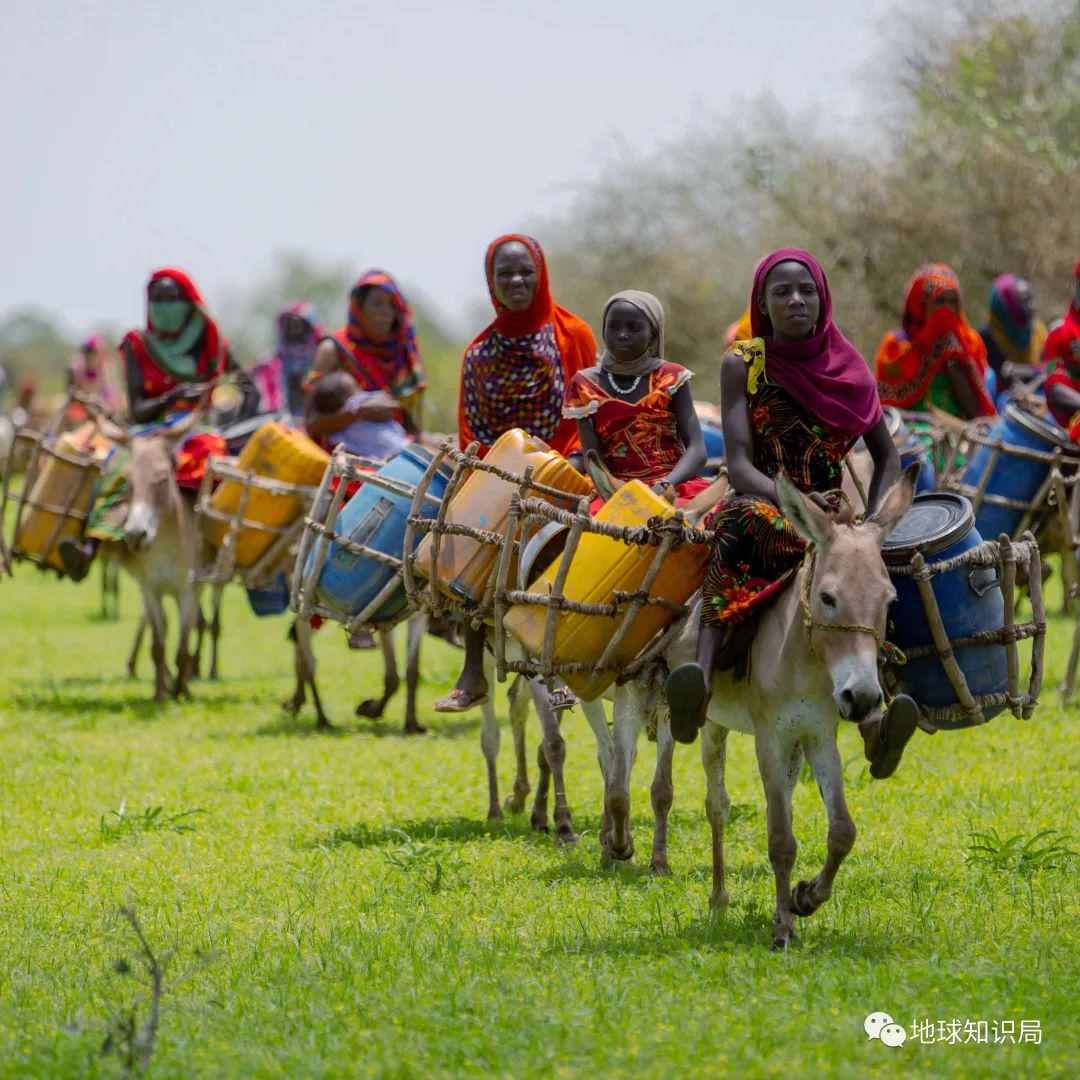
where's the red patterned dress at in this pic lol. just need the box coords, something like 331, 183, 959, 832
564, 361, 709, 500
702, 341, 854, 626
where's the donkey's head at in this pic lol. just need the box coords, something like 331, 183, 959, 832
776, 465, 918, 722
123, 434, 183, 551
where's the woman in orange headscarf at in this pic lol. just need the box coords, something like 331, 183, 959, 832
436, 234, 596, 712
458, 234, 595, 457
874, 263, 995, 419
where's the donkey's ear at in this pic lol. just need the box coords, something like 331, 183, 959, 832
867, 462, 918, 538
775, 471, 833, 548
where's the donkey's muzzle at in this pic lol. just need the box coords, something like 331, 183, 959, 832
837, 683, 883, 723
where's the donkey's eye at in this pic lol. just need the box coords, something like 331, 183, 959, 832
820, 591, 837, 609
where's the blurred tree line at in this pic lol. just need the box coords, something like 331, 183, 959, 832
545, 0, 1080, 403
4, 0, 1078, 426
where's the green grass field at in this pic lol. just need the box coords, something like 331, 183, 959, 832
1, 562, 1077, 1079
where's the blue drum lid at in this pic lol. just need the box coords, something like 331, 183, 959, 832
1004, 401, 1077, 453
882, 492, 974, 564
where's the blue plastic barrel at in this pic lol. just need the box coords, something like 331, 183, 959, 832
961, 402, 1075, 540
312, 445, 450, 624
246, 572, 290, 617
884, 407, 935, 494
701, 421, 725, 476
883, 493, 1007, 728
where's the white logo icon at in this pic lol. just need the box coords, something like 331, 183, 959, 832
865, 1012, 907, 1047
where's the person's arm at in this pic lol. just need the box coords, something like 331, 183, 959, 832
720, 351, 782, 505
223, 349, 262, 418
862, 416, 901, 516
124, 342, 184, 424
659, 383, 707, 488
945, 360, 984, 420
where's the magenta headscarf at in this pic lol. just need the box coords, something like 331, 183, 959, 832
750, 248, 882, 439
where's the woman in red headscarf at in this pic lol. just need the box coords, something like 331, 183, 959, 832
1041, 260, 1080, 438
874, 263, 995, 419
665, 249, 917, 778
305, 270, 426, 443
58, 268, 248, 581
435, 234, 596, 712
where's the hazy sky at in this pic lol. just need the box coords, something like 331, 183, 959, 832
2, 0, 898, 340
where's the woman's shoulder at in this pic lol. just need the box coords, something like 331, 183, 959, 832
721, 338, 766, 393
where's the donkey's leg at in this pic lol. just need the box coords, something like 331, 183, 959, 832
296, 618, 330, 729
791, 733, 856, 919
529, 680, 576, 844
127, 615, 147, 679
480, 695, 502, 821
701, 721, 731, 909
173, 587, 199, 700
650, 708, 677, 876
403, 613, 427, 734
142, 589, 170, 703
580, 698, 612, 842
504, 675, 531, 814
284, 621, 306, 716
755, 726, 803, 950
604, 684, 642, 862
208, 585, 224, 681
356, 629, 400, 720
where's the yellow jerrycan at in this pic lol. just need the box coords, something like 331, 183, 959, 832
413, 428, 592, 607
207, 421, 329, 567
14, 423, 113, 570
504, 479, 709, 700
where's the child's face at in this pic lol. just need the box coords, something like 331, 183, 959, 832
604, 300, 653, 363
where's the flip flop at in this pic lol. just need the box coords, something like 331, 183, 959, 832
665, 663, 709, 745
433, 687, 489, 714
870, 694, 920, 779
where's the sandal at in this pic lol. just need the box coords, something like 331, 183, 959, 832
433, 686, 489, 713
665, 663, 709, 745
869, 694, 919, 779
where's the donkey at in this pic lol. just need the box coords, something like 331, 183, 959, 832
604, 468, 916, 948
105, 423, 206, 701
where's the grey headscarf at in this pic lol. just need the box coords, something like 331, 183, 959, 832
599, 290, 666, 378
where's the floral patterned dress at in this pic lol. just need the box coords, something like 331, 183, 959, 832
702, 340, 855, 627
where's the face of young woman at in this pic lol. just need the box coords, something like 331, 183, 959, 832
1013, 278, 1036, 320
761, 260, 821, 340
281, 314, 311, 344
147, 277, 183, 303
491, 242, 538, 312
603, 299, 653, 363
358, 288, 396, 342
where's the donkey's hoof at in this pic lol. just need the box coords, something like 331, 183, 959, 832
555, 824, 578, 846
603, 841, 634, 864
282, 696, 301, 716
709, 888, 731, 910
791, 880, 821, 918
530, 816, 550, 835
650, 858, 672, 877
355, 699, 386, 720
503, 793, 527, 815
771, 917, 798, 951
486, 806, 503, 822
403, 721, 427, 736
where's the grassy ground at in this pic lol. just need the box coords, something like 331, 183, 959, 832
0, 561, 1077, 1079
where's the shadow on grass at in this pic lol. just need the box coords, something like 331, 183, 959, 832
313, 814, 556, 851
546, 906, 898, 960
248, 712, 354, 738
11, 679, 269, 719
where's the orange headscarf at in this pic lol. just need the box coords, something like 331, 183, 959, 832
458, 234, 595, 456
874, 263, 994, 416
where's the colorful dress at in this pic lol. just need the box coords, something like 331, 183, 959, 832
702, 341, 854, 627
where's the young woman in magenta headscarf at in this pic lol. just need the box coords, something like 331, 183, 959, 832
665, 249, 917, 779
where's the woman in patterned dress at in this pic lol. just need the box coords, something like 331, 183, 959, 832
666, 249, 918, 779
563, 289, 707, 502
435, 233, 596, 712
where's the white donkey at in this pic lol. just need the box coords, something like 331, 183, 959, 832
602, 468, 916, 947
103, 421, 205, 701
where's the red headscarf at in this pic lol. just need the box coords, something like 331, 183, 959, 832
749, 248, 882, 440
458, 234, 595, 455
875, 263, 994, 416
327, 270, 425, 404
1043, 259, 1080, 376
122, 267, 228, 407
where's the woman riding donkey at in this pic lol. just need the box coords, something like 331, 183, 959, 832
59, 268, 256, 581
666, 249, 919, 778
304, 269, 426, 458
435, 233, 596, 713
